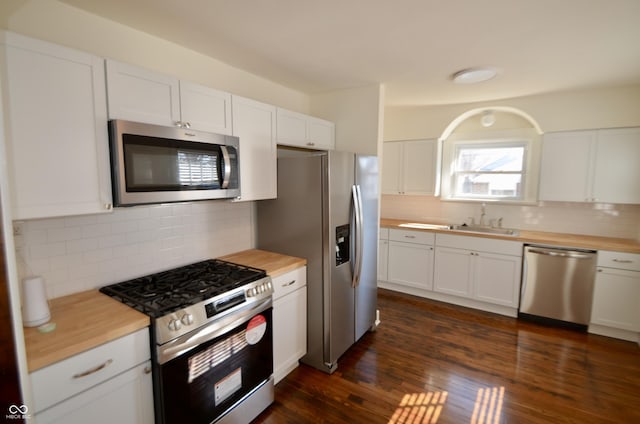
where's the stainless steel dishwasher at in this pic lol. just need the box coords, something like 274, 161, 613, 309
519, 245, 597, 326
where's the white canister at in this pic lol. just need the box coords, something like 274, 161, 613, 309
22, 276, 51, 327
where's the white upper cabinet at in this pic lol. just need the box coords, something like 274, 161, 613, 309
276, 108, 335, 150
231, 95, 277, 201
2, 32, 112, 219
539, 128, 640, 204
382, 139, 438, 195
106, 60, 232, 135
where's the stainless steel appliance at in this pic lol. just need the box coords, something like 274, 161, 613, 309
520, 245, 597, 326
109, 119, 240, 206
100, 259, 274, 424
256, 149, 379, 373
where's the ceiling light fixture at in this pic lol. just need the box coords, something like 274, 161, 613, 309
452, 67, 497, 84
480, 110, 496, 127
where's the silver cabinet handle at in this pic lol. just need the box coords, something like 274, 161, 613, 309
144, 366, 152, 375
72, 359, 113, 379
404, 235, 416, 239
612, 259, 633, 264
306, 142, 315, 147
282, 280, 296, 287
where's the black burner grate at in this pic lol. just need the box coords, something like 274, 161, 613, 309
99, 259, 266, 317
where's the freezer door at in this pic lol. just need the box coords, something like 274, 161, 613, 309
355, 155, 379, 340
327, 151, 356, 365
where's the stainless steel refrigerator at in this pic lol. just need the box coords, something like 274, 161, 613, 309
257, 148, 379, 374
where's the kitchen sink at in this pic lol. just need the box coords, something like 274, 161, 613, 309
449, 224, 520, 236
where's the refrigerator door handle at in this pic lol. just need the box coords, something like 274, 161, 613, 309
351, 185, 364, 288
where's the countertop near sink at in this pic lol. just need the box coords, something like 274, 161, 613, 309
24, 249, 306, 373
381, 218, 640, 253
23, 290, 150, 372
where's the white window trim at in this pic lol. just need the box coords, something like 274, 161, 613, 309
440, 128, 541, 204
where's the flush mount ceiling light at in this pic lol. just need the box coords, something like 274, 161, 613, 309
452, 67, 497, 84
480, 110, 496, 127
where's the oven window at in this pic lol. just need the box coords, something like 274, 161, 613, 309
160, 309, 273, 424
123, 134, 222, 191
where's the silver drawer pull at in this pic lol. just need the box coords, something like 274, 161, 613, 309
282, 280, 296, 287
404, 235, 416, 239
72, 359, 113, 379
612, 259, 633, 264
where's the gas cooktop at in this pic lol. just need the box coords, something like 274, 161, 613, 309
99, 259, 267, 318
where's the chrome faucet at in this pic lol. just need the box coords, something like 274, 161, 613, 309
479, 202, 486, 226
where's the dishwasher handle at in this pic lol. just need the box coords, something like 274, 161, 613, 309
527, 247, 594, 260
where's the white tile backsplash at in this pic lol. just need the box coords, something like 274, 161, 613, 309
13, 200, 255, 299
381, 195, 640, 240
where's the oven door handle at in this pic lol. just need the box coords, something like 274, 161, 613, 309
157, 297, 272, 365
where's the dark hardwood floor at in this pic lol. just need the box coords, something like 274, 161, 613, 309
255, 288, 640, 423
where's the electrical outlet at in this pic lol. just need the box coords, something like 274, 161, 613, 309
13, 222, 24, 237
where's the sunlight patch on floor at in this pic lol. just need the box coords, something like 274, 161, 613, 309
471, 386, 504, 424
388, 391, 448, 424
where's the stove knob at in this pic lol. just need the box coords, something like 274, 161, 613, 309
181, 313, 194, 326
168, 319, 182, 331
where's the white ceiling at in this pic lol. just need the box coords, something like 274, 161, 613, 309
59, 0, 640, 106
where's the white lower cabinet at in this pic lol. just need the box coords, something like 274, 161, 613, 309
589, 251, 640, 342
31, 328, 153, 424
378, 228, 389, 281
387, 229, 435, 290
272, 266, 307, 384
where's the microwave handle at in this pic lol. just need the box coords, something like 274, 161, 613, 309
220, 146, 231, 189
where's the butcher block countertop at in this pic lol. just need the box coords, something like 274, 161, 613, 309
24, 249, 305, 372
220, 249, 307, 276
381, 218, 640, 253
23, 289, 150, 372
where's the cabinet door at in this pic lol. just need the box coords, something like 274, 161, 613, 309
4, 34, 112, 219
387, 241, 434, 290
473, 252, 522, 307
179, 81, 232, 135
276, 108, 308, 146
105, 60, 180, 126
593, 127, 640, 204
378, 239, 389, 281
273, 286, 307, 384
308, 117, 335, 150
591, 268, 640, 331
35, 361, 153, 424
433, 247, 472, 297
403, 139, 437, 195
231, 96, 277, 201
381, 142, 402, 194
539, 131, 595, 202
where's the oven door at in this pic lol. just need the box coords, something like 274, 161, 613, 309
157, 299, 273, 424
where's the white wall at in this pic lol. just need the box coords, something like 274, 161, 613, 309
311, 84, 385, 155
384, 84, 640, 141
0, 0, 310, 112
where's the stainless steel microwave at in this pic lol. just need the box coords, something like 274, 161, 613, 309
109, 120, 240, 206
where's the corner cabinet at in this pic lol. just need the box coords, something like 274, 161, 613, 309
589, 251, 640, 342
231, 96, 277, 201
276, 108, 335, 150
539, 128, 640, 204
106, 60, 232, 135
1, 32, 113, 219
382, 139, 438, 195
272, 266, 307, 384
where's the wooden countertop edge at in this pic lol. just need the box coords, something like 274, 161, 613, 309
25, 249, 305, 372
381, 218, 640, 253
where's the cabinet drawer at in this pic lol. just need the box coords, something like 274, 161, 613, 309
436, 233, 522, 256
31, 328, 150, 413
597, 251, 640, 271
379, 227, 389, 240
271, 266, 307, 300
389, 229, 435, 245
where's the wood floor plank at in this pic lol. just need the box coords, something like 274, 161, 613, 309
255, 289, 640, 423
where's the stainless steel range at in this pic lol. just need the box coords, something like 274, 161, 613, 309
100, 259, 274, 424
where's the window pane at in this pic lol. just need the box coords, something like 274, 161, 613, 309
456, 146, 524, 172
454, 173, 522, 198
